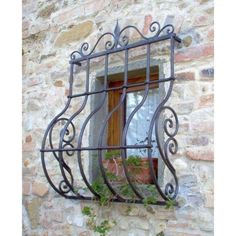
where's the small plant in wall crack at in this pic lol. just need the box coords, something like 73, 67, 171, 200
82, 206, 116, 236
165, 198, 176, 209
156, 232, 165, 236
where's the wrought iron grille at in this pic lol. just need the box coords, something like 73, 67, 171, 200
40, 20, 181, 205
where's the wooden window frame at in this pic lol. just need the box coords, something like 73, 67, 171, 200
108, 74, 159, 146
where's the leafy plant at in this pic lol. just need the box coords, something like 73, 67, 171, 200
125, 155, 142, 166
156, 232, 165, 236
82, 206, 93, 216
105, 170, 119, 181
104, 150, 121, 160
118, 184, 136, 199
91, 178, 112, 206
125, 205, 132, 214
94, 220, 115, 236
143, 195, 157, 207
165, 198, 176, 209
82, 206, 116, 236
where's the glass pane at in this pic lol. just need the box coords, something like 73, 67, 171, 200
126, 88, 159, 158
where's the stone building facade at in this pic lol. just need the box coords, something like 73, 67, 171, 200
22, 0, 214, 235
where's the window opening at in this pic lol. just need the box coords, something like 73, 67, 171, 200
40, 20, 181, 205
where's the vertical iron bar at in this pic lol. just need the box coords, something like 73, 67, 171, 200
170, 36, 175, 78
121, 45, 154, 200
69, 63, 74, 97
97, 52, 128, 201
76, 56, 108, 198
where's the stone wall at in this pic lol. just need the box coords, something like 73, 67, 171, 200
22, 0, 214, 235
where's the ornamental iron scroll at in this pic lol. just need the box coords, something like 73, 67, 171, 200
40, 20, 181, 205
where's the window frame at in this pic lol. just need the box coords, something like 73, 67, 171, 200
107, 74, 159, 147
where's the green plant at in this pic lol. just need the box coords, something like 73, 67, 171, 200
82, 206, 116, 236
104, 150, 121, 160
118, 184, 136, 199
82, 206, 93, 216
125, 205, 132, 214
94, 220, 115, 236
91, 178, 112, 206
165, 198, 176, 209
156, 232, 165, 236
143, 195, 157, 207
125, 155, 142, 166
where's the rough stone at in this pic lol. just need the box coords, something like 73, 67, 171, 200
44, 210, 63, 223
23, 141, 36, 152
26, 198, 43, 229
25, 134, 32, 143
27, 100, 41, 111
193, 15, 209, 27
175, 101, 194, 115
32, 182, 49, 197
54, 21, 93, 47
176, 44, 214, 62
186, 148, 214, 161
187, 136, 209, 146
176, 71, 195, 81
200, 68, 214, 79
204, 190, 214, 208
173, 159, 188, 174
191, 120, 214, 134
54, 80, 64, 87
24, 159, 30, 167
197, 211, 214, 232
142, 15, 153, 35
79, 231, 91, 236
52, 6, 83, 25
208, 28, 214, 41
182, 35, 193, 47
23, 182, 31, 195
38, 3, 56, 19
199, 94, 214, 107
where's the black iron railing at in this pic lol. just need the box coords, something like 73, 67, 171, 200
40, 20, 181, 205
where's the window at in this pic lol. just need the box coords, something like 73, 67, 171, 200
108, 74, 158, 147
41, 21, 181, 205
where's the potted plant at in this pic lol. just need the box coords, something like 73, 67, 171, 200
102, 150, 158, 184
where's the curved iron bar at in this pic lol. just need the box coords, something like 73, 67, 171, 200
57, 118, 78, 195
41, 97, 73, 197
120, 45, 152, 200
70, 32, 116, 60
146, 80, 177, 200
70, 21, 176, 61
48, 117, 75, 190
48, 118, 72, 167
58, 60, 91, 198
154, 106, 179, 199
97, 50, 132, 202
156, 106, 179, 173
41, 63, 81, 197
76, 55, 109, 198
98, 51, 128, 201
147, 36, 179, 200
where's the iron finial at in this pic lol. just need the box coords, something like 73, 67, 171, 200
114, 19, 120, 39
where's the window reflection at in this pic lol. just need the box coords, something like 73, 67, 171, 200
126, 88, 159, 157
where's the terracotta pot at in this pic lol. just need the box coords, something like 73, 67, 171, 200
102, 158, 158, 184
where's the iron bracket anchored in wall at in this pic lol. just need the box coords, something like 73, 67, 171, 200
40, 20, 181, 205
